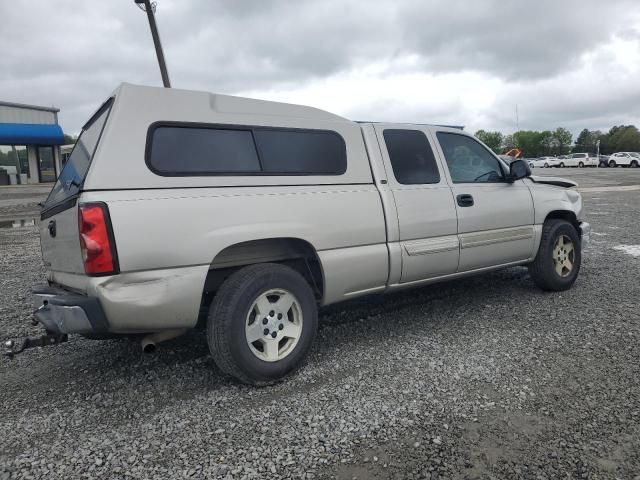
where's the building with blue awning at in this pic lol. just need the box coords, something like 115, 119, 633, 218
0, 101, 65, 184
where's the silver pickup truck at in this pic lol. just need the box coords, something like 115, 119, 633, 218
15, 83, 589, 384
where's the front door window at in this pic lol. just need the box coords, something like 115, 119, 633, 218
436, 132, 506, 183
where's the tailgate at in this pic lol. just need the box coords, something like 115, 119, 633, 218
40, 204, 85, 274
38, 98, 113, 277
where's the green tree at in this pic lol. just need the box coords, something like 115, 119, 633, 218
63, 134, 76, 145
539, 130, 554, 156
593, 131, 606, 154
574, 128, 600, 153
501, 134, 514, 150
552, 128, 572, 155
512, 130, 542, 157
474, 130, 504, 153
607, 125, 640, 152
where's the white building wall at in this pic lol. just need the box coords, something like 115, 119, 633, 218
0, 101, 61, 184
0, 105, 56, 124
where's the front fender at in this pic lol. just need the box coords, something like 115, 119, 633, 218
526, 180, 584, 224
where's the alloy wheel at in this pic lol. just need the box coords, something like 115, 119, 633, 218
552, 235, 575, 278
245, 289, 303, 362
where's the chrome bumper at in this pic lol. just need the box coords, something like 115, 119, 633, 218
32, 285, 109, 335
580, 222, 591, 249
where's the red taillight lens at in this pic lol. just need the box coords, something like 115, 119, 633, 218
78, 203, 118, 276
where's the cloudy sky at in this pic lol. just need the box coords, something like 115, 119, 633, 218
1, 0, 639, 137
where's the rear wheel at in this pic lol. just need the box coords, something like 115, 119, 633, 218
559, 162, 565, 168
544, 163, 549, 168
609, 160, 617, 167
207, 263, 318, 385
528, 219, 581, 291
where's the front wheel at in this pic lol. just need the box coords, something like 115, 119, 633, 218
631, 160, 639, 168
578, 162, 584, 168
544, 163, 549, 168
207, 263, 318, 385
528, 219, 581, 291
559, 162, 565, 168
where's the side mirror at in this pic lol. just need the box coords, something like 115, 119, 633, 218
508, 159, 531, 182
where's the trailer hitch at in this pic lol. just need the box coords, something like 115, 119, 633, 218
3, 333, 68, 359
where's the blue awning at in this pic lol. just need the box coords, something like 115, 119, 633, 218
0, 123, 64, 145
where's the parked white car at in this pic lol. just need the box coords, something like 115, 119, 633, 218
529, 156, 560, 168
7, 84, 590, 385
608, 152, 640, 168
566, 153, 598, 168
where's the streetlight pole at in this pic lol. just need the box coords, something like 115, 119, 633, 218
135, 0, 171, 88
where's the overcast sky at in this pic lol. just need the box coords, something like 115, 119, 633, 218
1, 0, 639, 137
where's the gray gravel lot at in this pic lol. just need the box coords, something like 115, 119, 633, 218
0, 185, 50, 223
1, 170, 639, 479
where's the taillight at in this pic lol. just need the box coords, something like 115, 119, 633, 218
78, 202, 119, 276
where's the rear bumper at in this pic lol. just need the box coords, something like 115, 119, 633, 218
33, 285, 109, 335
579, 221, 591, 249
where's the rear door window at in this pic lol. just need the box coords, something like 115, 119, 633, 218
43, 99, 112, 210
383, 129, 440, 184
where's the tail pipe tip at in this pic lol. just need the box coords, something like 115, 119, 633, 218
140, 329, 186, 354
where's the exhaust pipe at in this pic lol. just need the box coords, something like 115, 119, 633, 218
141, 329, 186, 353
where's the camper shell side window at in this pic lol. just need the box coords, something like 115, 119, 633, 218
145, 122, 347, 177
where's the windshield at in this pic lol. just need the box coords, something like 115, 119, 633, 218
630, 152, 640, 158
43, 99, 112, 209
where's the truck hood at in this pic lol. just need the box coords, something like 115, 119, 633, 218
529, 175, 577, 189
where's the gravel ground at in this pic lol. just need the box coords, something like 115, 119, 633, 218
0, 185, 50, 222
1, 171, 639, 479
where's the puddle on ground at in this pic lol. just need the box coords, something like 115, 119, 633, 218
0, 218, 37, 229
613, 245, 640, 257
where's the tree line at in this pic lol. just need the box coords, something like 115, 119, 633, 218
475, 125, 640, 157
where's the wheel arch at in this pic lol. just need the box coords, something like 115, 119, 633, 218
544, 210, 581, 235
196, 237, 325, 328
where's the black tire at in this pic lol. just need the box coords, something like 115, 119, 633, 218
528, 219, 581, 291
544, 163, 549, 168
207, 263, 318, 385
609, 160, 616, 168
559, 162, 565, 168
631, 160, 639, 168
578, 162, 584, 168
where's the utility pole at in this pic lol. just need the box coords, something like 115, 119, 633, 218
134, 0, 171, 88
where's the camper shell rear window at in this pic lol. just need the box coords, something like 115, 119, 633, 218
146, 123, 347, 176
42, 98, 113, 214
